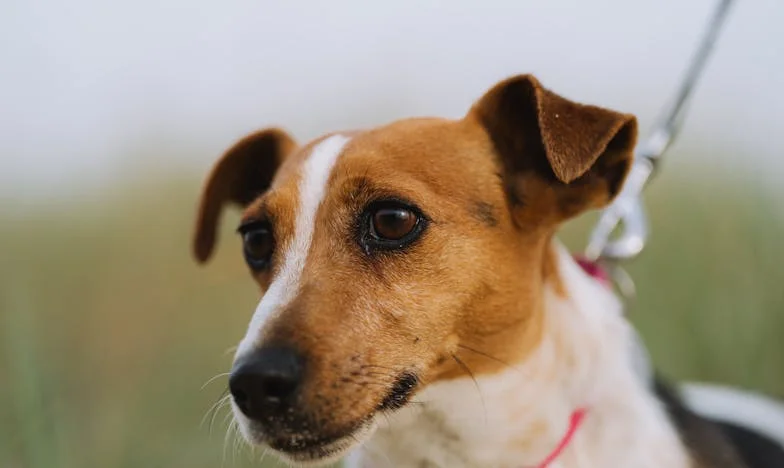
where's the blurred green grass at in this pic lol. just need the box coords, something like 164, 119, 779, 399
1, 168, 782, 468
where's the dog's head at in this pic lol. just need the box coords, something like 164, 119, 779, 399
193, 75, 637, 464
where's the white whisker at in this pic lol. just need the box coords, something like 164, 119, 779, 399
200, 393, 231, 432
222, 418, 240, 468
201, 372, 231, 390
208, 395, 232, 434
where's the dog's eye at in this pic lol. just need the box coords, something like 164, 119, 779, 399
372, 208, 417, 241
240, 223, 274, 269
371, 208, 417, 241
361, 200, 427, 253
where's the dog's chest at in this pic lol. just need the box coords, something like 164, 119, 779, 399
366, 406, 478, 467
351, 393, 692, 468
350, 373, 581, 468
346, 346, 693, 468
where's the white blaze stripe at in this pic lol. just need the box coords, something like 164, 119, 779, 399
236, 134, 351, 358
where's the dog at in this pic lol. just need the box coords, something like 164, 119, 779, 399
193, 74, 784, 467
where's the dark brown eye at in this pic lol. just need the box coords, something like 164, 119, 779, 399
240, 224, 274, 269
360, 200, 427, 253
371, 208, 417, 240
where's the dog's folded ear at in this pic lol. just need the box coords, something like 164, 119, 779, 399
472, 74, 637, 218
193, 128, 296, 264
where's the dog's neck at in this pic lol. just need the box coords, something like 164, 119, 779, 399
347, 242, 691, 468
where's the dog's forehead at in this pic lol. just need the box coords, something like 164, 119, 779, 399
339, 118, 489, 174
292, 118, 495, 199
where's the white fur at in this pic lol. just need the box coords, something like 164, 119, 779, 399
347, 244, 691, 468
235, 134, 351, 358
681, 382, 784, 447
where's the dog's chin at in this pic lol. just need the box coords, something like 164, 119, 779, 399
274, 422, 377, 466
232, 406, 378, 466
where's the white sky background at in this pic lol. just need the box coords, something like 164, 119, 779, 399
1, 0, 782, 201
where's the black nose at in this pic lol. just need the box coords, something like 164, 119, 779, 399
229, 346, 304, 420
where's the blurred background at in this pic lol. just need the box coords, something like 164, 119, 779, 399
1, 0, 782, 467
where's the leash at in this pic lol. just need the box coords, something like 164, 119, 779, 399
583, 0, 734, 302
536, 3, 735, 466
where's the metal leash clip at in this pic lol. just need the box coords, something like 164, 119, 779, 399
583, 0, 734, 303
583, 154, 656, 302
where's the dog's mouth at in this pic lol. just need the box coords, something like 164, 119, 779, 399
236, 371, 420, 464
377, 371, 419, 411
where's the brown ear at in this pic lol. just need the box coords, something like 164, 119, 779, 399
472, 74, 637, 217
193, 128, 296, 264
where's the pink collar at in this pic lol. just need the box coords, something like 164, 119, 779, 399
532, 408, 588, 468
527, 255, 605, 467
573, 256, 611, 287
